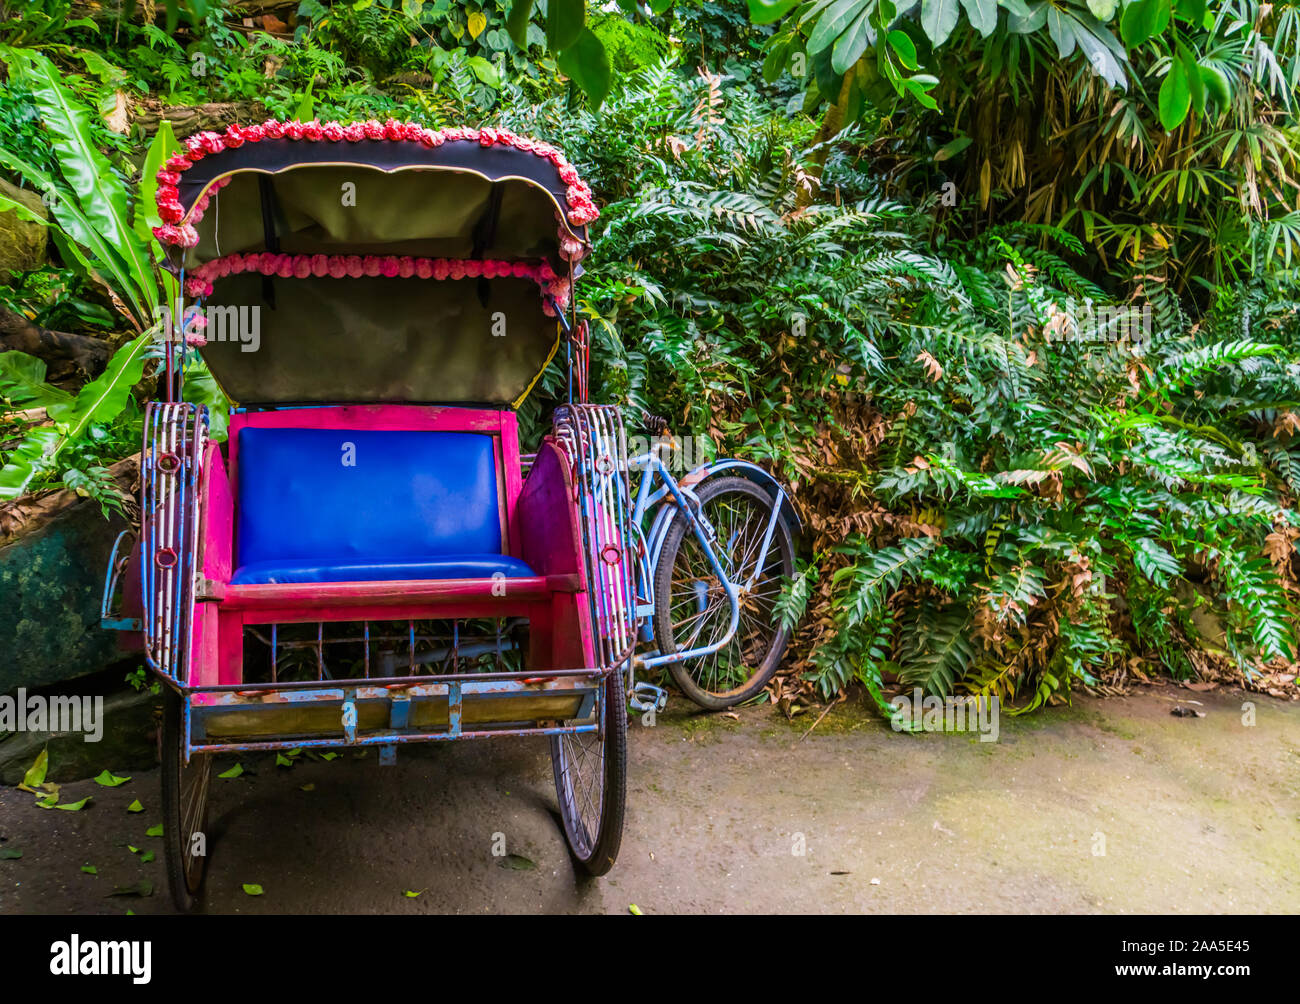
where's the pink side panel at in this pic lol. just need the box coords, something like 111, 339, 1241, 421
499, 410, 523, 556
200, 441, 232, 583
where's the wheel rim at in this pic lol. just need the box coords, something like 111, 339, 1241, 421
177, 746, 211, 892
665, 489, 787, 698
555, 701, 605, 859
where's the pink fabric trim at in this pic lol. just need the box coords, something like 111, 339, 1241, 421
182, 252, 572, 313
152, 119, 598, 251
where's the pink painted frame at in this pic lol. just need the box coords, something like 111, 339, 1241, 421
192, 403, 597, 689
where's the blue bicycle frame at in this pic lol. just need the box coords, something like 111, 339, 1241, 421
623, 442, 789, 708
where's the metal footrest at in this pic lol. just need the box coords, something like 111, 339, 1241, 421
629, 681, 667, 714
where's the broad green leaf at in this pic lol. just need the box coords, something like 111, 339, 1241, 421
1070, 9, 1129, 89
217, 762, 244, 779
748, 0, 803, 24
505, 0, 534, 48
961, 0, 999, 36
1087, 0, 1117, 19
935, 135, 973, 160
546, 0, 585, 51
903, 74, 941, 110
403, 888, 425, 897
1046, 6, 1077, 57
243, 883, 264, 896
55, 797, 90, 811
808, 0, 869, 56
82, 864, 97, 874
1120, 0, 1168, 45
1006, 0, 1048, 33
0, 147, 148, 324
466, 55, 499, 88
0, 330, 153, 500
1199, 63, 1230, 108
0, 848, 22, 859
10, 50, 157, 320
145, 823, 164, 837
887, 30, 920, 71
920, 0, 961, 47
93, 770, 131, 787
1174, 0, 1205, 22
0, 352, 73, 409
831, 6, 875, 74
126, 799, 144, 813
557, 28, 612, 107
1180, 43, 1204, 115
1158, 55, 1191, 129
0, 427, 60, 499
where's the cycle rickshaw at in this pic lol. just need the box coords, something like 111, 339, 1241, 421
101, 118, 800, 911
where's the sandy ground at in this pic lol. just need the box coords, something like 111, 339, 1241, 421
1, 685, 1297, 914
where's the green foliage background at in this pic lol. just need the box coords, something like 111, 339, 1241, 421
1, 0, 1298, 712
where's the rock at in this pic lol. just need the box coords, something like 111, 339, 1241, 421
0, 687, 159, 784
0, 178, 48, 282
0, 488, 135, 694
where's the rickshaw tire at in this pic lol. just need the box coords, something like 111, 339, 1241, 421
161, 688, 211, 913
653, 476, 796, 710
551, 670, 626, 877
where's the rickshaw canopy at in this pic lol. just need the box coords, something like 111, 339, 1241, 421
152, 120, 597, 407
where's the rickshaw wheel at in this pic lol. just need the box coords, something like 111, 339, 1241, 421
160, 688, 212, 913
653, 477, 796, 710
550, 670, 626, 876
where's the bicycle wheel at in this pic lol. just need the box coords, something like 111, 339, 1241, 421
550, 670, 626, 876
653, 476, 795, 709
161, 688, 211, 912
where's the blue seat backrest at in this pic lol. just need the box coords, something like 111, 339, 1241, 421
236, 427, 503, 568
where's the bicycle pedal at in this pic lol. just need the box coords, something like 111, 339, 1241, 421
629, 682, 668, 714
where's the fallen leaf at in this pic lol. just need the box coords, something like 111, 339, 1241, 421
498, 854, 535, 871
81, 864, 98, 875
108, 880, 153, 897
275, 754, 293, 767
0, 849, 21, 860
94, 770, 131, 787
218, 763, 244, 779
54, 797, 90, 811
402, 889, 425, 898
126, 800, 144, 813
140, 851, 155, 864
145, 824, 164, 837
243, 883, 264, 896
300, 783, 315, 792
628, 904, 643, 915
23, 750, 48, 788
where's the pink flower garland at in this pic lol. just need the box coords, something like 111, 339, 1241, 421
182, 252, 573, 313
151, 119, 599, 253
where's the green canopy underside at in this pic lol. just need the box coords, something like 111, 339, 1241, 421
197, 274, 558, 407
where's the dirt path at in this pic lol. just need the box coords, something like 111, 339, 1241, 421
2, 686, 1297, 914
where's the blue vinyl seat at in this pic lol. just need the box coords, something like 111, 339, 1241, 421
230, 427, 534, 585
